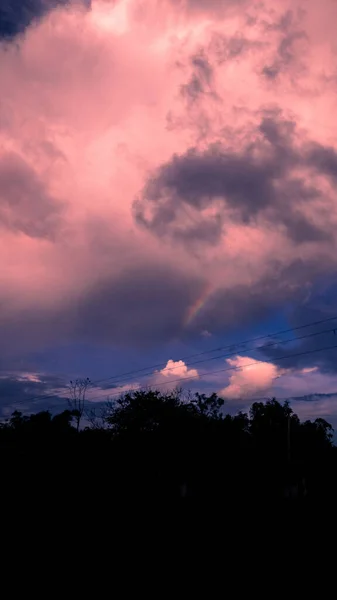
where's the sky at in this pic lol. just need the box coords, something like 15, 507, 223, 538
1, 0, 337, 427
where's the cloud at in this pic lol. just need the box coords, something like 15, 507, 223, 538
149, 359, 199, 390
219, 355, 283, 399
180, 49, 215, 105
1, 0, 337, 382
164, 0, 248, 16
258, 292, 337, 375
86, 380, 140, 401
289, 394, 337, 434
69, 264, 204, 346
306, 142, 337, 181
135, 110, 335, 247
159, 359, 198, 379
0, 152, 63, 238
189, 257, 337, 337
0, 0, 87, 39
0, 372, 68, 416
209, 31, 262, 65
273, 362, 337, 395
216, 355, 337, 410
261, 10, 309, 81
89, 359, 200, 398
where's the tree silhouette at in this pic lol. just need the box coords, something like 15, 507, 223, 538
0, 391, 335, 516
67, 377, 91, 432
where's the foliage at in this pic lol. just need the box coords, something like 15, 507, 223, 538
0, 391, 335, 516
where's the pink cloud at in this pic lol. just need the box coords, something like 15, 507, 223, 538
159, 359, 199, 380
1, 0, 337, 360
149, 359, 199, 390
219, 355, 282, 399
83, 358, 199, 400
0, 151, 63, 239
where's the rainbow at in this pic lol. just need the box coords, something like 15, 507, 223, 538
184, 282, 215, 327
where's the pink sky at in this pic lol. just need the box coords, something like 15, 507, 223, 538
1, 0, 337, 418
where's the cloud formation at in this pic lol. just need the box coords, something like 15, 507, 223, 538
219, 355, 282, 399
1, 0, 337, 398
0, 372, 67, 416
0, 0, 85, 39
135, 111, 335, 246
159, 359, 199, 380
0, 152, 63, 238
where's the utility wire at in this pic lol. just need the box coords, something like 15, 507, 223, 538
20, 339, 337, 416
79, 340, 337, 405
84, 315, 337, 389
88, 324, 337, 387
11, 314, 337, 407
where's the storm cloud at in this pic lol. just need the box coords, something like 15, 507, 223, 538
135, 111, 335, 246
1, 0, 337, 411
71, 264, 204, 346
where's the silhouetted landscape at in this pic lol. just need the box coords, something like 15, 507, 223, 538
2, 389, 336, 526
2, 1, 337, 552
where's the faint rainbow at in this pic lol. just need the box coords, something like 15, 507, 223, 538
184, 282, 215, 327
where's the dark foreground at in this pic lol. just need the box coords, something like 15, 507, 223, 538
1, 391, 336, 544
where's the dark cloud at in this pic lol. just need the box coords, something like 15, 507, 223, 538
290, 392, 337, 403
180, 50, 214, 104
278, 30, 308, 65
0, 0, 73, 38
1, 248, 331, 369
262, 30, 308, 80
71, 264, 204, 346
187, 257, 328, 335
180, 33, 261, 104
262, 9, 294, 33
134, 188, 223, 245
135, 111, 331, 245
0, 373, 67, 417
0, 152, 63, 238
262, 64, 280, 80
275, 179, 329, 243
0, 256, 205, 362
0, 306, 71, 368
258, 291, 337, 374
261, 10, 308, 80
306, 143, 337, 181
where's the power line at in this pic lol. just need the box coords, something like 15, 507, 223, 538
3, 340, 337, 420
11, 314, 337, 407
89, 324, 337, 387
43, 340, 337, 411
85, 315, 337, 389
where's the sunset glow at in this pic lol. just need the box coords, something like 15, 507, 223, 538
1, 0, 337, 427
